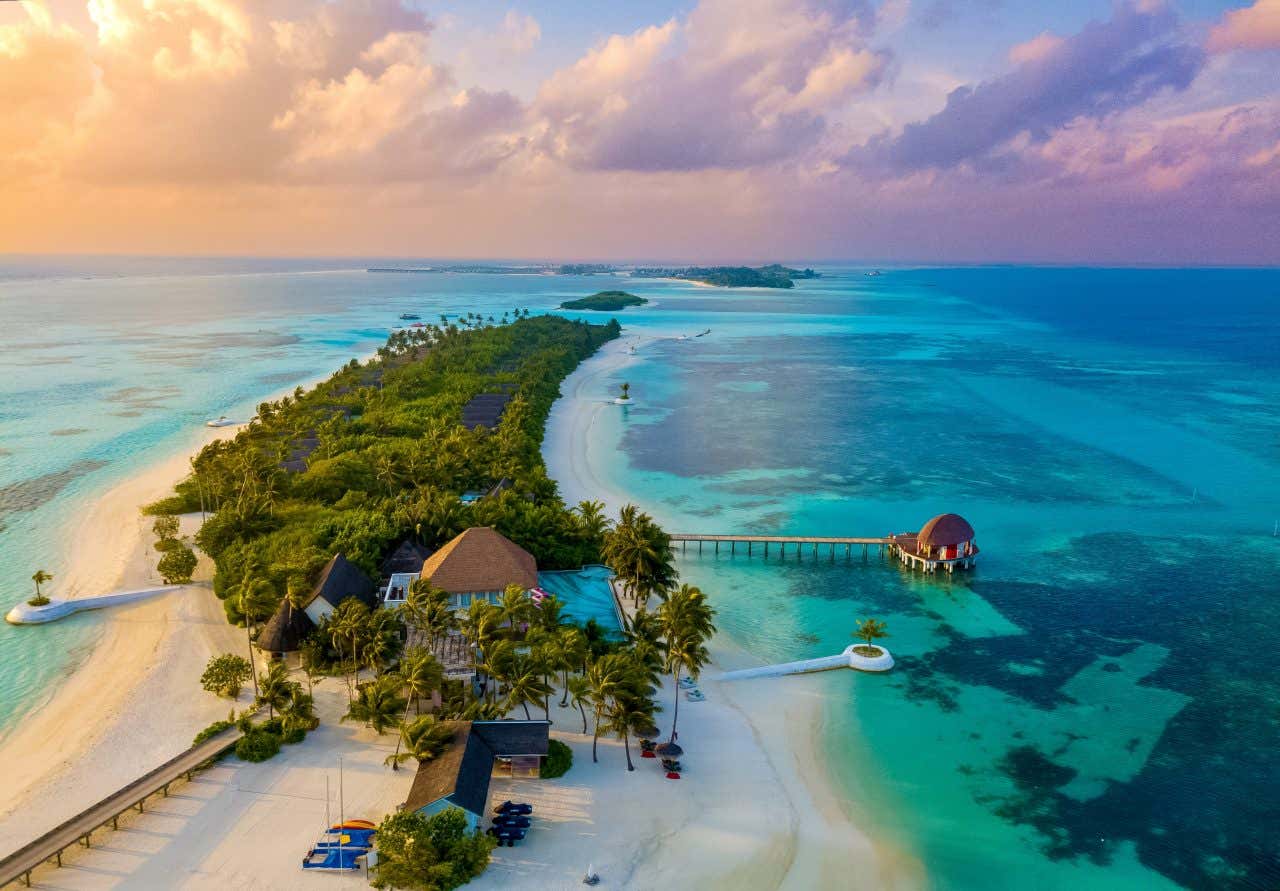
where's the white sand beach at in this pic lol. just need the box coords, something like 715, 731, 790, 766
4, 337, 923, 890
0, 429, 248, 854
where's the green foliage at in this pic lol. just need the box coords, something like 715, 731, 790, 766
201, 653, 253, 698
343, 675, 407, 734
371, 808, 497, 891
559, 291, 647, 311
152, 514, 181, 540
158, 544, 197, 584
281, 727, 306, 744
164, 316, 620, 634
30, 569, 52, 603
192, 719, 234, 746
853, 618, 889, 648
234, 728, 282, 762
540, 738, 573, 778
153, 537, 184, 552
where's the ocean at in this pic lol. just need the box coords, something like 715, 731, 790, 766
1, 258, 1277, 889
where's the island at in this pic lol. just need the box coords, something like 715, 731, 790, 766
630, 264, 819, 289
559, 291, 648, 311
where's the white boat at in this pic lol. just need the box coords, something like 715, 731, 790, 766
205, 415, 235, 428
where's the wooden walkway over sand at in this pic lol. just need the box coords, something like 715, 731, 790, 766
0, 726, 243, 888
671, 532, 894, 559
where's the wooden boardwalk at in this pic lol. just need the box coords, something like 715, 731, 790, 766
671, 532, 894, 559
0, 726, 243, 888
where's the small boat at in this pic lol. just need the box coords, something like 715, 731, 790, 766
314, 828, 374, 849
410, 322, 426, 328
205, 415, 235, 428
695, 328, 711, 337
865, 270, 882, 277
686, 688, 706, 702
333, 819, 376, 830
398, 312, 421, 320
302, 845, 364, 871
678, 676, 697, 689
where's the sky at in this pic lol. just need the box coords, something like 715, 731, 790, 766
1, 0, 1278, 264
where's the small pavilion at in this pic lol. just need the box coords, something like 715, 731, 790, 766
889, 513, 979, 573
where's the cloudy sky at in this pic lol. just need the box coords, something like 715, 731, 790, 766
2, 0, 1277, 263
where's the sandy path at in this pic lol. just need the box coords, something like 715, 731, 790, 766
0, 430, 248, 853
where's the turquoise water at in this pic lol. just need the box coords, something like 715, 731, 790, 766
537, 566, 622, 632
549, 268, 1280, 890
0, 257, 642, 734
3, 260, 1278, 888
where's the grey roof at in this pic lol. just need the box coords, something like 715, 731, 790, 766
256, 598, 316, 654
306, 553, 378, 611
380, 539, 433, 578
404, 720, 550, 818
460, 392, 511, 430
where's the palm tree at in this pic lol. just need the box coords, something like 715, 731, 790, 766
398, 647, 444, 718
342, 676, 407, 735
329, 599, 372, 702
503, 653, 553, 721
852, 618, 889, 652
565, 674, 592, 734
30, 569, 52, 604
230, 566, 276, 701
255, 661, 295, 720
498, 584, 531, 631
601, 504, 677, 610
280, 688, 318, 735
385, 715, 455, 769
556, 627, 588, 705
619, 382, 630, 401
585, 654, 628, 763
658, 584, 717, 746
607, 692, 658, 771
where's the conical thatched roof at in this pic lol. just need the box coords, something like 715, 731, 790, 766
256, 598, 316, 654
306, 553, 378, 611
421, 527, 537, 593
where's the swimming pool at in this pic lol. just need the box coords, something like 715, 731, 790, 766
536, 565, 622, 633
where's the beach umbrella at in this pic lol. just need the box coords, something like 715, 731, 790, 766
655, 741, 683, 758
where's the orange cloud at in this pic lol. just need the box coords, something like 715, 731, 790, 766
1209, 0, 1280, 52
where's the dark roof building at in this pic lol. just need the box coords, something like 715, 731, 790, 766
302, 553, 378, 624
380, 539, 433, 578
917, 513, 976, 549
404, 720, 550, 824
460, 392, 511, 430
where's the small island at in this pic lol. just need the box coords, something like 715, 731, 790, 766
631, 264, 819, 289
560, 291, 648, 311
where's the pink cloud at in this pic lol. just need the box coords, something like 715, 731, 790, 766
1209, 0, 1280, 52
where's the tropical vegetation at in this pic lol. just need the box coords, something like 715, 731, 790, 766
200, 653, 253, 698
540, 738, 573, 778
371, 807, 496, 891
28, 569, 52, 607
852, 617, 889, 655
559, 291, 647, 311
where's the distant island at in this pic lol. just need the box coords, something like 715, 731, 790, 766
560, 291, 648, 311
630, 264, 819, 289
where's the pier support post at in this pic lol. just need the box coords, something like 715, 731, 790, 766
748, 542, 752, 556
764, 542, 768, 557
715, 541, 719, 554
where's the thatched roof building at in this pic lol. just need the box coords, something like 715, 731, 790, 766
890, 513, 979, 574
420, 527, 537, 599
257, 598, 314, 656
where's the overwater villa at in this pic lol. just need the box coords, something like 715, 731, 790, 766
383, 526, 538, 611
403, 720, 550, 831
888, 513, 979, 573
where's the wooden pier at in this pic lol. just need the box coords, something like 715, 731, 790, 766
0, 726, 243, 888
671, 533, 893, 560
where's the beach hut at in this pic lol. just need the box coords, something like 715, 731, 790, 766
256, 598, 315, 658
403, 720, 550, 830
890, 513, 979, 573
419, 527, 538, 611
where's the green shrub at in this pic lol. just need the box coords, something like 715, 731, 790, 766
193, 719, 234, 746
158, 545, 198, 584
153, 537, 183, 553
235, 729, 282, 762
200, 653, 252, 698
27, 595, 50, 607
281, 727, 306, 744
540, 738, 573, 778
260, 717, 284, 735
